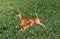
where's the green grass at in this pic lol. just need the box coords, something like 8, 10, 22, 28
0, 0, 60, 39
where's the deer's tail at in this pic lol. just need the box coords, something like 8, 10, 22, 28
35, 12, 38, 18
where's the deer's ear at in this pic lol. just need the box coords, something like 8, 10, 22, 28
19, 11, 22, 14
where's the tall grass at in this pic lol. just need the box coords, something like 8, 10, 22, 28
0, 0, 60, 39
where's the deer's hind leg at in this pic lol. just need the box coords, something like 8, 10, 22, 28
35, 19, 45, 28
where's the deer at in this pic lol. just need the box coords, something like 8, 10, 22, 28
16, 12, 45, 31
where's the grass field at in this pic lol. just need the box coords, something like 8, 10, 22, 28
0, 0, 60, 39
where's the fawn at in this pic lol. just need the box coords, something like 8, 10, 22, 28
16, 12, 45, 31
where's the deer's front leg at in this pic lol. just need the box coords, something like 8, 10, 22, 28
16, 23, 20, 28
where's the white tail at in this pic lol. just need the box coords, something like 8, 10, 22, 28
35, 12, 38, 18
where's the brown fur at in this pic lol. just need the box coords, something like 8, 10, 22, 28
16, 12, 45, 31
